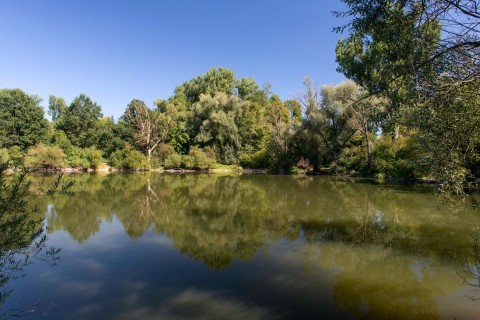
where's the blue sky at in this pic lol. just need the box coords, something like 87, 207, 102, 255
0, 0, 348, 119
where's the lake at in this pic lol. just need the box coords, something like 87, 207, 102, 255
2, 173, 480, 319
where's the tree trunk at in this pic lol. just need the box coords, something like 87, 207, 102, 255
147, 148, 152, 164
365, 132, 372, 172
394, 125, 400, 140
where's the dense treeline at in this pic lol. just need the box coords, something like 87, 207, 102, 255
0, 64, 478, 186
1, 0, 479, 194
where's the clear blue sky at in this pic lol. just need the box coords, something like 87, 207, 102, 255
0, 0, 348, 119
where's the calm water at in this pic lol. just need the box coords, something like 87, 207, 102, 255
2, 173, 480, 319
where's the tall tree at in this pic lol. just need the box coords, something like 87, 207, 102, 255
48, 95, 67, 122
296, 79, 358, 171
0, 89, 48, 149
335, 0, 441, 136
56, 94, 103, 148
176, 67, 237, 104
295, 77, 325, 170
265, 96, 300, 172
189, 93, 244, 164
154, 94, 190, 153
335, 0, 480, 192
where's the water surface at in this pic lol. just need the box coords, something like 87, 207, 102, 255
2, 173, 480, 319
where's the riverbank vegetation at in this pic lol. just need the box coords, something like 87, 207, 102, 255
0, 0, 479, 195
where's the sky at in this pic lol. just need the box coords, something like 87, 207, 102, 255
0, 0, 349, 119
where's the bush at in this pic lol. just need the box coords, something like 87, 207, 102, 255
108, 150, 124, 168
66, 147, 90, 169
25, 143, 66, 170
181, 155, 195, 169
51, 130, 73, 153
123, 148, 149, 169
189, 147, 216, 169
154, 143, 175, 166
0, 148, 9, 164
85, 147, 104, 169
108, 144, 149, 170
164, 153, 182, 169
337, 144, 366, 175
372, 134, 421, 179
203, 146, 216, 161
239, 149, 270, 169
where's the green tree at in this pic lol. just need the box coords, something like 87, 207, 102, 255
94, 117, 128, 157
176, 67, 237, 104
48, 95, 67, 122
154, 94, 190, 154
189, 92, 244, 164
0, 89, 48, 150
56, 94, 103, 148
265, 96, 300, 172
236, 76, 262, 101
297, 79, 358, 172
335, 0, 480, 192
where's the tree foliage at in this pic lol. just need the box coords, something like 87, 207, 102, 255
56, 94, 103, 148
335, 0, 480, 192
0, 89, 48, 150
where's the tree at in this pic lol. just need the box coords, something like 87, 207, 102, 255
55, 94, 103, 148
0, 89, 48, 150
296, 78, 358, 172
295, 77, 326, 170
324, 81, 385, 171
335, 0, 480, 192
236, 76, 262, 101
189, 93, 244, 164
265, 96, 300, 172
48, 95, 67, 122
154, 94, 190, 154
94, 117, 129, 157
123, 99, 172, 162
176, 67, 237, 104
335, 0, 441, 138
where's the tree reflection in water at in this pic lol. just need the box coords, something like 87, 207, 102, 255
458, 234, 480, 301
0, 167, 66, 317
33, 173, 480, 319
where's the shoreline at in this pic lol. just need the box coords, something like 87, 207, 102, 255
8, 166, 440, 186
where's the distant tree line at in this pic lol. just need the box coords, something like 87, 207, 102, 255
0, 64, 478, 186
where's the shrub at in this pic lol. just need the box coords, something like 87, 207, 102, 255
25, 143, 66, 170
239, 149, 270, 169
155, 143, 175, 166
85, 147, 104, 169
181, 155, 195, 169
189, 147, 215, 169
66, 147, 90, 169
203, 146, 216, 161
0, 148, 9, 164
108, 150, 124, 168
123, 148, 149, 169
337, 144, 366, 175
108, 144, 149, 170
372, 134, 421, 179
164, 153, 182, 169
